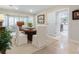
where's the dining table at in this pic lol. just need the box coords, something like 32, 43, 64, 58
21, 28, 37, 42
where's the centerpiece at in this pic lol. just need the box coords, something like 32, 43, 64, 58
27, 22, 33, 30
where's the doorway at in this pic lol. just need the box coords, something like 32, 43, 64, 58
55, 9, 69, 40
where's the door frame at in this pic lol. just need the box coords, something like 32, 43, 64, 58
55, 8, 69, 36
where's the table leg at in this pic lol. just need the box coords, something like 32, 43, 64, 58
27, 34, 33, 42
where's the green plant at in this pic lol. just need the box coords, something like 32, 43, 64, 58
0, 28, 12, 54
27, 23, 33, 27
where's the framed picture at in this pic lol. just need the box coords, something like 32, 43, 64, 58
72, 10, 79, 20
37, 14, 45, 24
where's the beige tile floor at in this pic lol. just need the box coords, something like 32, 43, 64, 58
6, 43, 39, 54
33, 41, 79, 54
33, 31, 79, 54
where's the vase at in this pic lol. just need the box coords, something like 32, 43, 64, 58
1, 49, 6, 54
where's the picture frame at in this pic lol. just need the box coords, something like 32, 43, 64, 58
37, 14, 45, 24
72, 10, 79, 20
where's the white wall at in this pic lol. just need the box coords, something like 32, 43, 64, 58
69, 6, 79, 42
47, 11, 57, 36
35, 6, 69, 37
35, 5, 79, 42
47, 5, 79, 42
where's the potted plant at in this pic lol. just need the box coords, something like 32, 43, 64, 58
27, 23, 33, 30
28, 23, 33, 28
0, 27, 12, 54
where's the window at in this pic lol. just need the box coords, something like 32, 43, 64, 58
28, 17, 34, 26
3, 15, 34, 28
14, 17, 20, 25
24, 17, 28, 22
3, 16, 8, 27
8, 16, 14, 26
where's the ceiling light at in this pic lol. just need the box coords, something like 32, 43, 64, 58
30, 9, 33, 12
15, 7, 18, 10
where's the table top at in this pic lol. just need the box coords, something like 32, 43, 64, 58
21, 28, 36, 32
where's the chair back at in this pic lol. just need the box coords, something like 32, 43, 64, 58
36, 25, 47, 36
32, 25, 48, 48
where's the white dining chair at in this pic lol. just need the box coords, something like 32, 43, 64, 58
11, 26, 27, 46
32, 25, 49, 48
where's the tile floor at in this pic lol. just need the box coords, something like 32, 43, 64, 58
34, 31, 79, 54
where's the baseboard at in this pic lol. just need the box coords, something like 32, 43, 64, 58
69, 39, 79, 44
47, 34, 59, 40
47, 35, 79, 44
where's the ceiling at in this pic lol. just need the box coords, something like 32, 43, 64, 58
0, 5, 52, 15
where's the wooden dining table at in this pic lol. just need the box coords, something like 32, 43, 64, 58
21, 28, 37, 42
